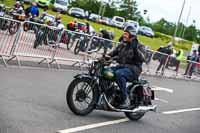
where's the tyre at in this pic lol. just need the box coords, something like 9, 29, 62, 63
23, 22, 29, 32
66, 78, 99, 116
33, 38, 41, 49
124, 107, 145, 121
9, 22, 20, 35
74, 40, 80, 55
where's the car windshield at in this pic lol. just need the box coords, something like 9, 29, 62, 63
72, 8, 83, 13
56, 0, 67, 5
116, 18, 124, 22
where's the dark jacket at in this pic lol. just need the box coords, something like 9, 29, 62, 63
101, 30, 112, 40
108, 39, 145, 76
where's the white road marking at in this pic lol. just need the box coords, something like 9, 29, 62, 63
57, 107, 200, 133
152, 86, 174, 93
162, 107, 200, 114
155, 98, 169, 103
57, 118, 129, 133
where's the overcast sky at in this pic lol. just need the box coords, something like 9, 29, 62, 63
136, 0, 200, 28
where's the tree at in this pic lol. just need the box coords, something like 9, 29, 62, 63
184, 25, 197, 41
118, 0, 141, 20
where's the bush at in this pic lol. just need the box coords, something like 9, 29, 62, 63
174, 40, 192, 51
154, 32, 172, 42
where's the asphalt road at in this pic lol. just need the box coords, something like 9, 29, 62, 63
0, 68, 200, 133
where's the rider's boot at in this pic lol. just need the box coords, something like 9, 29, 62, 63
119, 97, 130, 109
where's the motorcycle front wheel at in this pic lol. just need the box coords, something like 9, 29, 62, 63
66, 78, 99, 116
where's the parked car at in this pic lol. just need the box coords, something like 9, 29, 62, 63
124, 20, 140, 33
138, 26, 154, 38
97, 17, 110, 25
53, 0, 68, 14
68, 7, 85, 18
89, 13, 100, 22
112, 16, 125, 29
36, 0, 51, 8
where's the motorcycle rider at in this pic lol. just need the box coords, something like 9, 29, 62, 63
105, 28, 146, 108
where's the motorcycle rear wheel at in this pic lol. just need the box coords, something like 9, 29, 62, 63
66, 78, 99, 116
124, 107, 145, 121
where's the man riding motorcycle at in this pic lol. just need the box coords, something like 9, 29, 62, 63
105, 28, 146, 108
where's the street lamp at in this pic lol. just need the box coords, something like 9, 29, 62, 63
173, 0, 186, 40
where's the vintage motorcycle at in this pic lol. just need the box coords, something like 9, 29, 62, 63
66, 57, 157, 121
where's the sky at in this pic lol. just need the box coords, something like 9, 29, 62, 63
136, 0, 200, 28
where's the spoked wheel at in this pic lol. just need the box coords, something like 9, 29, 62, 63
124, 106, 145, 121
66, 78, 99, 116
9, 22, 20, 35
74, 40, 80, 55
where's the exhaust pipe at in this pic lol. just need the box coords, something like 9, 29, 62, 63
130, 105, 157, 113
103, 94, 157, 113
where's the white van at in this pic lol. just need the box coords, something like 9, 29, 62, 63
112, 16, 125, 29
53, 0, 68, 13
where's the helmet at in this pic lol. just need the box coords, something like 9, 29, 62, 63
125, 31, 137, 38
58, 23, 65, 29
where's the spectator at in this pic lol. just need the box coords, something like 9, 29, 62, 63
12, 1, 24, 14
25, 2, 39, 18
99, 28, 113, 55
175, 49, 184, 74
156, 42, 173, 74
84, 20, 90, 34
39, 7, 48, 20
67, 18, 78, 31
184, 50, 198, 78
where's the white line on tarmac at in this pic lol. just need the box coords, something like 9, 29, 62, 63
57, 118, 129, 133
152, 86, 174, 93
57, 107, 200, 133
155, 98, 169, 103
162, 107, 200, 115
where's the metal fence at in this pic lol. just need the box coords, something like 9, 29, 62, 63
0, 17, 199, 80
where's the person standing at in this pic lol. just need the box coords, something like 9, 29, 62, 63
156, 42, 173, 74
184, 50, 198, 78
